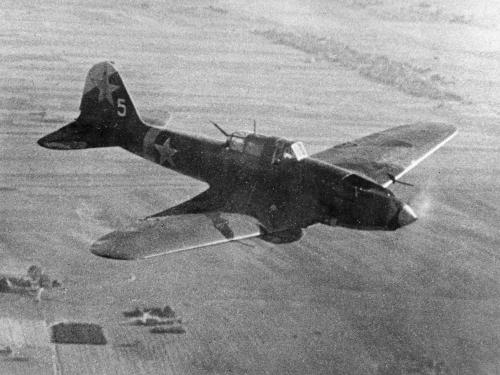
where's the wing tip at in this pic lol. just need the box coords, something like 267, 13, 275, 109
436, 123, 458, 144
435, 122, 457, 138
90, 249, 137, 261
403, 121, 457, 136
382, 122, 458, 187
90, 241, 138, 261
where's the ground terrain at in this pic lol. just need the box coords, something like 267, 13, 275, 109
0, 0, 499, 374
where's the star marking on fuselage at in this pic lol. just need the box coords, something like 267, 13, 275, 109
155, 137, 178, 167
91, 70, 120, 105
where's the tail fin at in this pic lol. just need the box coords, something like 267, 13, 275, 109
38, 61, 147, 150
79, 61, 142, 125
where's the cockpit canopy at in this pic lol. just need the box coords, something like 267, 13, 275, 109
227, 132, 308, 164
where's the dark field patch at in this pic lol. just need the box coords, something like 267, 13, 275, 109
123, 305, 176, 318
0, 346, 12, 355
4, 356, 30, 362
115, 340, 140, 348
123, 305, 186, 333
150, 326, 186, 334
129, 317, 181, 326
0, 277, 31, 294
51, 322, 107, 345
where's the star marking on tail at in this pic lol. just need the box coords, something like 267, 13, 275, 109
91, 70, 120, 105
155, 138, 178, 167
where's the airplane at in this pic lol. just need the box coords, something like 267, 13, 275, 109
38, 61, 457, 260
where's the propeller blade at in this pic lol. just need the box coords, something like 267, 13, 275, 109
387, 173, 414, 187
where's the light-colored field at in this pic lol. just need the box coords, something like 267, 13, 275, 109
1, 0, 499, 374
0, 317, 56, 374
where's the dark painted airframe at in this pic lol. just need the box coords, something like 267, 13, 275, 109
38, 62, 457, 260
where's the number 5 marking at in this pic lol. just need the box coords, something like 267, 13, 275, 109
117, 98, 126, 117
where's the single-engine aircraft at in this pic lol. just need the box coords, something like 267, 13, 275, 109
38, 62, 457, 260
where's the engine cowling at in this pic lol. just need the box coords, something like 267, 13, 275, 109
322, 174, 416, 230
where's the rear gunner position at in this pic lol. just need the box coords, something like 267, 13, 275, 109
39, 62, 457, 260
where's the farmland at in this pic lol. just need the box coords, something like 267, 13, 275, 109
1, 0, 499, 373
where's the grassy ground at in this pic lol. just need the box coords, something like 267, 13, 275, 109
1, 0, 499, 374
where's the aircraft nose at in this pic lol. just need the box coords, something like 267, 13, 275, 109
398, 204, 418, 227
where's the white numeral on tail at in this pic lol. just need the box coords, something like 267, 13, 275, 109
117, 98, 126, 117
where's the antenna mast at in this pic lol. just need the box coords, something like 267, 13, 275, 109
209, 120, 229, 137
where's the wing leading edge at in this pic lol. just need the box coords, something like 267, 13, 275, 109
91, 212, 263, 260
311, 122, 457, 187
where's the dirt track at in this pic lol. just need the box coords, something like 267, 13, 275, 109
1, 1, 499, 374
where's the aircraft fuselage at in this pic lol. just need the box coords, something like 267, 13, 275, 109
119, 123, 410, 232
39, 117, 413, 232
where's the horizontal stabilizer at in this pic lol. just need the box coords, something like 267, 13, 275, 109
38, 120, 106, 150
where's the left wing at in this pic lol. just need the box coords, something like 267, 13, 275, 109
145, 188, 224, 218
311, 122, 457, 187
90, 212, 263, 260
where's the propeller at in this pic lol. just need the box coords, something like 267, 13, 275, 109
387, 173, 414, 187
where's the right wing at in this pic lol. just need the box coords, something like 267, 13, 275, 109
91, 212, 263, 260
311, 122, 457, 187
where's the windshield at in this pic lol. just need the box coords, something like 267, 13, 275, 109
291, 141, 308, 161
272, 140, 308, 163
228, 132, 247, 152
